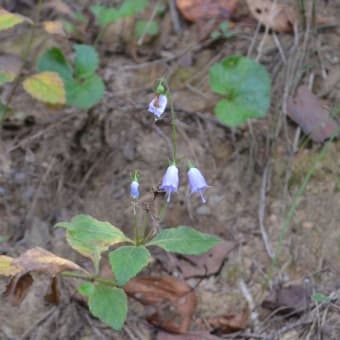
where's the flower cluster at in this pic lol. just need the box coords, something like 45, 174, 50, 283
130, 81, 209, 204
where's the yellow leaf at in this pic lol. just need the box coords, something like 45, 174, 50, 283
23, 71, 66, 104
0, 7, 32, 31
42, 20, 66, 36
0, 255, 23, 276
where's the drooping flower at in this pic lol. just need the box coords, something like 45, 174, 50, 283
130, 174, 140, 199
148, 94, 167, 119
187, 167, 208, 203
160, 164, 179, 203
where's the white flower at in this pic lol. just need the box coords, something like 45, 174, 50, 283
160, 164, 179, 203
148, 94, 167, 119
187, 167, 208, 203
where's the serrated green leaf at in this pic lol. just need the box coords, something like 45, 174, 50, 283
55, 215, 133, 270
209, 56, 271, 127
78, 282, 94, 297
88, 284, 127, 331
23, 71, 66, 104
109, 246, 151, 285
147, 226, 221, 255
74, 44, 99, 78
0, 8, 32, 31
37, 47, 72, 82
65, 74, 104, 109
135, 20, 159, 39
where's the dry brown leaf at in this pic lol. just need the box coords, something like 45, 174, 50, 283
43, 0, 74, 17
246, 0, 297, 33
287, 85, 338, 142
0, 255, 23, 276
208, 308, 249, 333
262, 283, 311, 315
176, 0, 239, 22
15, 247, 84, 276
157, 331, 221, 340
4, 273, 33, 305
166, 241, 235, 278
125, 276, 196, 333
42, 20, 66, 36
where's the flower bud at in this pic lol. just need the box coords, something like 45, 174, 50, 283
148, 94, 167, 119
160, 164, 179, 203
187, 167, 208, 203
130, 179, 139, 199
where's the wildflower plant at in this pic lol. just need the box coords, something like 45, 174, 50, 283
0, 76, 221, 331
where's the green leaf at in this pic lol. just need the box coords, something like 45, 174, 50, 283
90, 5, 119, 26
37, 47, 72, 82
55, 215, 133, 270
312, 293, 331, 303
74, 44, 99, 78
118, 0, 149, 17
135, 20, 159, 39
109, 246, 151, 285
89, 284, 128, 331
66, 74, 104, 109
78, 282, 94, 297
0, 8, 32, 31
147, 226, 221, 255
23, 71, 66, 104
209, 56, 271, 127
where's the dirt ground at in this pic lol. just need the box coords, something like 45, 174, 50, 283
1, 0, 340, 339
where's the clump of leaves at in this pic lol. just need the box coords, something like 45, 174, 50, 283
210, 22, 236, 41
0, 214, 221, 331
209, 56, 271, 127
37, 45, 104, 109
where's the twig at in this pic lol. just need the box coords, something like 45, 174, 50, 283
168, 0, 182, 33
258, 164, 275, 260
239, 279, 260, 332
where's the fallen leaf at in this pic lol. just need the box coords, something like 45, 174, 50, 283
44, 277, 60, 304
157, 331, 221, 340
176, 0, 238, 22
124, 276, 196, 333
166, 241, 234, 278
287, 85, 338, 142
246, 0, 297, 33
4, 273, 33, 305
43, 20, 66, 36
262, 283, 311, 315
208, 308, 248, 333
43, 0, 74, 17
0, 247, 85, 278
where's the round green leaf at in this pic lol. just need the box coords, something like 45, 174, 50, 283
109, 246, 151, 285
74, 44, 99, 78
78, 282, 95, 297
209, 56, 271, 127
55, 215, 133, 270
23, 71, 66, 104
66, 74, 104, 109
37, 47, 72, 82
0, 8, 32, 31
88, 285, 128, 331
146, 226, 221, 255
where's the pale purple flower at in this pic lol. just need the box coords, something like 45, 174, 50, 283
160, 164, 179, 203
130, 180, 139, 199
187, 167, 208, 203
148, 94, 167, 119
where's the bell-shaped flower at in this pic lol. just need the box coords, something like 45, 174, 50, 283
130, 179, 139, 199
148, 94, 167, 119
187, 167, 208, 203
160, 164, 179, 203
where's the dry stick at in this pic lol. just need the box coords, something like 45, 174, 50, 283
258, 164, 275, 260
168, 0, 182, 34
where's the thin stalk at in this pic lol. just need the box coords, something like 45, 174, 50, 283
61, 271, 118, 287
167, 91, 177, 162
271, 133, 336, 271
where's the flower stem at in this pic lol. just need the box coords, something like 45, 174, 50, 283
61, 271, 118, 287
167, 91, 177, 162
